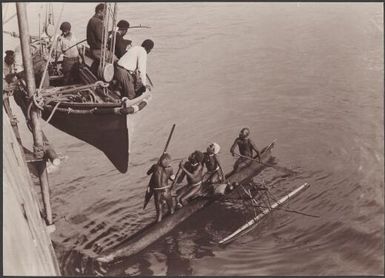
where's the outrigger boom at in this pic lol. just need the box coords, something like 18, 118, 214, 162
218, 182, 310, 245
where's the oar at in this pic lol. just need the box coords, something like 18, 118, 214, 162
234, 152, 296, 175
129, 25, 151, 29
143, 124, 176, 209
146, 74, 154, 87
63, 38, 87, 53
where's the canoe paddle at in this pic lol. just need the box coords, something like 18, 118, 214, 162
233, 152, 296, 175
143, 124, 176, 209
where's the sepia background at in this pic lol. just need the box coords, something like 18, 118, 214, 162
3, 2, 383, 275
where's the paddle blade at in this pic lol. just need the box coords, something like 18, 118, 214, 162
143, 187, 153, 209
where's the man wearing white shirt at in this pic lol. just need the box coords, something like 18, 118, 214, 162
56, 22, 82, 84
115, 39, 154, 99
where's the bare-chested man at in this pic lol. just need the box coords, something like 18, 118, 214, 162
147, 153, 175, 222
230, 128, 261, 172
175, 150, 204, 208
203, 142, 224, 184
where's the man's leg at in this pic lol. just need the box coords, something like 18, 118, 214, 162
180, 185, 201, 205
154, 193, 162, 222
164, 191, 174, 215
62, 58, 73, 85
115, 67, 136, 99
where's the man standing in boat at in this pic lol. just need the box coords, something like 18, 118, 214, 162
108, 20, 132, 59
3, 50, 17, 93
175, 151, 204, 208
230, 128, 261, 172
115, 39, 154, 99
87, 3, 116, 75
55, 22, 82, 84
203, 142, 225, 184
147, 153, 175, 222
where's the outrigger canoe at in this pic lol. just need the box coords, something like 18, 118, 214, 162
96, 140, 276, 263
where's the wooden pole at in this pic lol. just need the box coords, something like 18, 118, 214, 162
16, 2, 53, 225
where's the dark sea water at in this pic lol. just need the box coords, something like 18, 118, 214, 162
3, 2, 383, 276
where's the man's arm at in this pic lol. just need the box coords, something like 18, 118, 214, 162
176, 170, 186, 184
180, 161, 194, 179
215, 155, 225, 181
249, 139, 261, 161
95, 18, 104, 43
230, 139, 238, 156
146, 164, 157, 175
137, 48, 147, 86
168, 167, 175, 182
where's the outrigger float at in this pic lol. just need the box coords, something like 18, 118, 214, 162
97, 140, 277, 263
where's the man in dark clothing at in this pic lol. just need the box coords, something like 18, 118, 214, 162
87, 3, 105, 54
86, 3, 116, 75
109, 20, 132, 59
230, 128, 261, 172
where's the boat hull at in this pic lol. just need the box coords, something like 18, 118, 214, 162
96, 141, 275, 262
41, 110, 129, 173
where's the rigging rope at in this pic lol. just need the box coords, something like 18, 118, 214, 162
36, 3, 64, 97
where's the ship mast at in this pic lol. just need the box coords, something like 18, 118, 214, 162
16, 2, 53, 225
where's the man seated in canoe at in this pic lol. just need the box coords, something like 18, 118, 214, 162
147, 153, 175, 222
230, 128, 261, 172
203, 142, 225, 184
175, 150, 204, 208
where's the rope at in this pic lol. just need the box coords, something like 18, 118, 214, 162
43, 101, 61, 125
110, 3, 118, 63
36, 3, 64, 95
32, 94, 45, 111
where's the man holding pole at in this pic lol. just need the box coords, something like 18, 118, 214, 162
143, 124, 176, 212
146, 153, 175, 222
230, 128, 261, 172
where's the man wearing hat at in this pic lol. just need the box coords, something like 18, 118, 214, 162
230, 128, 261, 172
109, 20, 132, 59
203, 142, 225, 185
56, 21, 82, 84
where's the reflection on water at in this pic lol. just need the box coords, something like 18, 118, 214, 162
3, 2, 383, 276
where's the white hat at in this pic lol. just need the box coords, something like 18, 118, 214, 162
208, 142, 220, 154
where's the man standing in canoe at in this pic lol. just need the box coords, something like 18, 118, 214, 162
175, 150, 204, 208
230, 128, 261, 172
203, 142, 225, 184
147, 153, 175, 222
